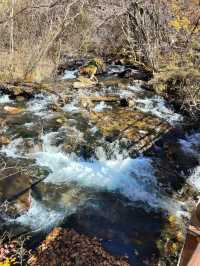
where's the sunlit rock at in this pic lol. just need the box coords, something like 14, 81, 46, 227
3, 106, 24, 114
79, 58, 106, 81
90, 108, 171, 154
73, 76, 97, 89
0, 136, 10, 145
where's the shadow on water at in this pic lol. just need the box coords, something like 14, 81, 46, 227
64, 192, 164, 266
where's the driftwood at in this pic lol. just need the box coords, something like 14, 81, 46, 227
80, 95, 120, 102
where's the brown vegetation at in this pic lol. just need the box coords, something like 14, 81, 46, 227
28, 227, 129, 266
121, 0, 200, 117
0, 0, 125, 81
0, 0, 199, 116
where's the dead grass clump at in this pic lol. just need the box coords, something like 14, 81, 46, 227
151, 66, 200, 117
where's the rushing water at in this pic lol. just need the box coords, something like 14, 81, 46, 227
0, 94, 13, 104
0, 79, 200, 265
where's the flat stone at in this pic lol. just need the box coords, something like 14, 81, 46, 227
90, 108, 171, 154
0, 168, 33, 215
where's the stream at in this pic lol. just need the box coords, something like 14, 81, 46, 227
0, 66, 200, 265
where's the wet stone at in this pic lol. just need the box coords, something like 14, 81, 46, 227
0, 157, 48, 217
0, 168, 32, 216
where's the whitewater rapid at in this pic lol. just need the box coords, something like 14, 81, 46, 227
1, 129, 189, 231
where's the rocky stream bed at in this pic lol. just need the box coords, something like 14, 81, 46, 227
0, 61, 200, 265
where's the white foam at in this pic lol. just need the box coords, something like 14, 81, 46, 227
179, 133, 200, 156
41, 132, 61, 153
33, 133, 185, 215
90, 126, 98, 134
0, 95, 12, 104
1, 138, 24, 158
94, 101, 112, 112
62, 70, 77, 80
119, 90, 134, 98
107, 65, 125, 74
3, 129, 187, 231
10, 184, 87, 231
62, 101, 79, 113
37, 153, 157, 204
14, 198, 73, 231
188, 166, 200, 191
128, 84, 144, 93
134, 95, 182, 125
26, 94, 56, 116
24, 122, 34, 128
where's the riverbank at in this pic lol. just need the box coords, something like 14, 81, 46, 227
0, 55, 199, 266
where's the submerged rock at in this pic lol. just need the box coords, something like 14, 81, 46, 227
28, 227, 130, 266
16, 96, 25, 102
156, 215, 185, 266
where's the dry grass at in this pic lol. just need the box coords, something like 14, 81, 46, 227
0, 50, 55, 82
0, 0, 90, 82
150, 65, 200, 117
0, 0, 127, 82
